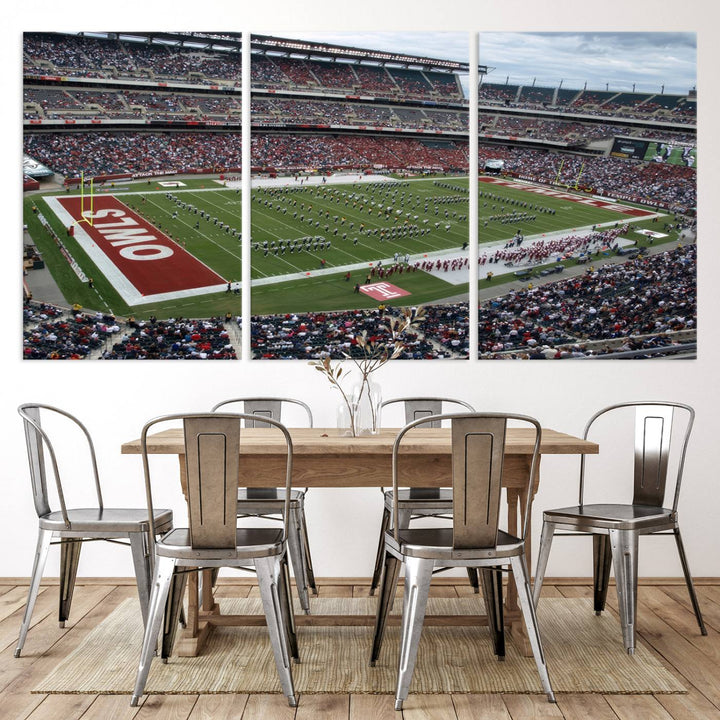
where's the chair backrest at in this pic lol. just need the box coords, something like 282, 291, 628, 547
392, 412, 541, 548
381, 397, 475, 428
381, 398, 477, 497
211, 398, 313, 428
580, 401, 694, 511
141, 413, 294, 549
184, 414, 241, 549
18, 403, 102, 526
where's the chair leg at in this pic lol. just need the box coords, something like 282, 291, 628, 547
131, 555, 176, 706
369, 550, 401, 665
286, 506, 310, 614
58, 538, 83, 627
394, 556, 434, 711
129, 532, 152, 628
397, 509, 412, 531
255, 555, 297, 707
297, 502, 317, 596
277, 551, 299, 661
532, 520, 556, 608
15, 528, 52, 658
161, 570, 188, 661
480, 567, 505, 659
466, 568, 480, 593
673, 527, 707, 636
387, 510, 412, 611
593, 534, 613, 615
510, 554, 556, 703
369, 506, 391, 596
608, 529, 639, 654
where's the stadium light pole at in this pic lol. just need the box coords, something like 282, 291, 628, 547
468, 32, 479, 363
241, 30, 251, 361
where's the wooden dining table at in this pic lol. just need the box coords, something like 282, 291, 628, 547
122, 426, 598, 657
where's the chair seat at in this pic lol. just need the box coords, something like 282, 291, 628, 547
39, 508, 173, 534
156, 527, 284, 561
383, 488, 453, 511
237, 488, 305, 511
544, 503, 675, 531
385, 527, 523, 561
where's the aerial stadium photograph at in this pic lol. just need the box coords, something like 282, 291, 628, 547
22, 30, 696, 359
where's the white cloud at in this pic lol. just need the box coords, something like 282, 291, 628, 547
287, 31, 696, 94
479, 32, 696, 94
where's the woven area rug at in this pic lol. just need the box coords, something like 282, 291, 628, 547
34, 597, 685, 695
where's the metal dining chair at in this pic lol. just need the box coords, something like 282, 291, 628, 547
370, 412, 555, 710
131, 412, 298, 708
369, 397, 478, 596
211, 398, 316, 613
16, 403, 173, 658
533, 401, 706, 654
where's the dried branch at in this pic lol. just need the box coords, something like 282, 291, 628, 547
310, 306, 424, 435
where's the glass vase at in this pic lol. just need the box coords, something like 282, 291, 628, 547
336, 400, 358, 437
353, 379, 382, 436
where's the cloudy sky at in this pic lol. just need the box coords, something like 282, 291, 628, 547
287, 32, 696, 95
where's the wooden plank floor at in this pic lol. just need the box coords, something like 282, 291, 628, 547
1, 579, 718, 720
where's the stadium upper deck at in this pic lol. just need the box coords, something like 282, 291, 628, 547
479, 82, 695, 124
24, 32, 695, 126
22, 85, 696, 146
22, 31, 696, 202
23, 32, 468, 102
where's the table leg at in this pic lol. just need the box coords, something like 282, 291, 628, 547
202, 569, 216, 611
187, 571, 199, 637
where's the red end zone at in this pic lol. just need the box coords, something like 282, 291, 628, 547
480, 177, 654, 218
56, 195, 226, 299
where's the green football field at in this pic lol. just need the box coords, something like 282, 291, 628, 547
24, 174, 674, 318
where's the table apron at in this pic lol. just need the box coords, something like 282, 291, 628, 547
236, 453, 533, 489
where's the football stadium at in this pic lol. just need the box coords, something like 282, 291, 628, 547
22, 32, 696, 359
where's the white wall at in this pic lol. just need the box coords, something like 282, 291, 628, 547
3, 0, 718, 581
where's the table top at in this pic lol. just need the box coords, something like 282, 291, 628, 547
121, 426, 598, 457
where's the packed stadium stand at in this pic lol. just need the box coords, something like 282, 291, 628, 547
249, 242, 696, 360
478, 244, 696, 358
24, 32, 695, 159
23, 300, 238, 360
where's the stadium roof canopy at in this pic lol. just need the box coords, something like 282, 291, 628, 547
68, 31, 487, 75
251, 34, 485, 74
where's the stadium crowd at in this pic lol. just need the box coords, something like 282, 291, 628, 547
101, 317, 237, 359
23, 301, 238, 360
24, 33, 695, 130
24, 33, 463, 101
478, 81, 695, 123
247, 243, 695, 360
23, 303, 120, 359
23, 131, 244, 176
250, 306, 466, 360
25, 84, 697, 153
23, 129, 695, 212
23, 242, 694, 361
478, 244, 696, 357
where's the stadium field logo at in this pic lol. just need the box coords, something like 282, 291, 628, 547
45, 195, 227, 305
359, 282, 411, 301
